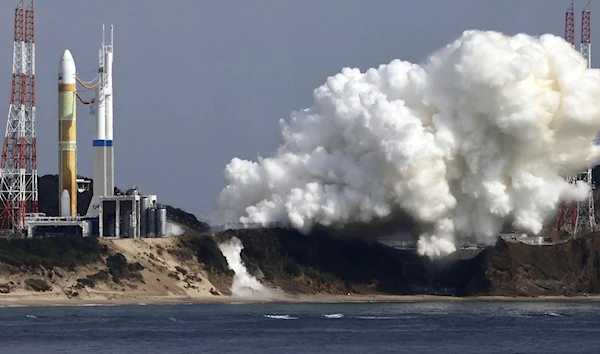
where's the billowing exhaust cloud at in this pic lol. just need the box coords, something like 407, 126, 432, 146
218, 237, 278, 299
213, 30, 600, 258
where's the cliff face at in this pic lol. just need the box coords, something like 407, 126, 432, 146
468, 235, 600, 296
0, 227, 599, 301
224, 228, 600, 297
223, 228, 480, 296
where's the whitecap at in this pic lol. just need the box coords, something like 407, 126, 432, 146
323, 313, 344, 319
263, 314, 298, 320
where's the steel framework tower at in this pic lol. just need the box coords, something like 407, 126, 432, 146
85, 25, 114, 217
555, 1, 597, 236
0, 0, 37, 231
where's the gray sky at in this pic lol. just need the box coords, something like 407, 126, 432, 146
0, 0, 594, 220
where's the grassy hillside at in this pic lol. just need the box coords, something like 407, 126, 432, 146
465, 234, 600, 296
216, 228, 481, 295
215, 227, 600, 297
1, 225, 599, 298
0, 232, 233, 298
16, 172, 600, 298
0, 235, 105, 270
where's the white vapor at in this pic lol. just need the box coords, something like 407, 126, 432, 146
218, 237, 277, 298
213, 30, 600, 258
166, 222, 185, 236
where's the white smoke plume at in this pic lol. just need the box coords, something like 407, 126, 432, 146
214, 30, 600, 258
218, 237, 278, 299
166, 221, 185, 236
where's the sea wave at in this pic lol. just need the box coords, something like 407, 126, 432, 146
323, 313, 344, 319
355, 316, 397, 320
263, 314, 298, 320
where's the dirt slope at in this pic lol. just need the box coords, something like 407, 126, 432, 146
0, 229, 599, 304
0, 237, 230, 304
468, 234, 600, 296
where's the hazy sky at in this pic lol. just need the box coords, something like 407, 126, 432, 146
0, 0, 594, 221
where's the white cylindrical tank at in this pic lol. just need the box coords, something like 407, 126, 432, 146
146, 207, 156, 237
140, 196, 149, 237
157, 206, 167, 237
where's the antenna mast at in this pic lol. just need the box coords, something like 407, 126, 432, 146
0, 0, 38, 231
555, 1, 596, 236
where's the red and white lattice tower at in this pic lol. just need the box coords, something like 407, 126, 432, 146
555, 1, 596, 236
0, 0, 38, 231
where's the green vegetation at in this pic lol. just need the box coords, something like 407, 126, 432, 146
24, 278, 52, 292
165, 205, 209, 232
75, 270, 109, 289
227, 228, 437, 294
106, 253, 144, 283
178, 235, 232, 275
73, 254, 145, 288
175, 266, 187, 275
0, 282, 12, 293
0, 236, 106, 270
224, 227, 490, 295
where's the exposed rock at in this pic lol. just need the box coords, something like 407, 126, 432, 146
467, 234, 600, 296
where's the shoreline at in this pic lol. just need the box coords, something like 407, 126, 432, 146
1, 293, 600, 307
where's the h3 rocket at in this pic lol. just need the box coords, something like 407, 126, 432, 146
86, 24, 115, 217
58, 49, 77, 217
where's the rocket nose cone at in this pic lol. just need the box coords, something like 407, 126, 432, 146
62, 49, 73, 62
59, 49, 76, 85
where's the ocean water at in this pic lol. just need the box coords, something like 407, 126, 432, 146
0, 301, 598, 353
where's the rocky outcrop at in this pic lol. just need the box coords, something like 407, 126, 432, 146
1, 227, 599, 301
224, 228, 600, 297
467, 234, 600, 296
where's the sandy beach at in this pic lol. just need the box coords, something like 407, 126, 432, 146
1, 293, 600, 307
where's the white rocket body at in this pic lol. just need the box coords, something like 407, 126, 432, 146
104, 49, 114, 196
60, 189, 71, 217
87, 25, 114, 217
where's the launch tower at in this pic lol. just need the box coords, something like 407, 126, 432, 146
0, 0, 38, 231
86, 24, 114, 217
555, 1, 597, 236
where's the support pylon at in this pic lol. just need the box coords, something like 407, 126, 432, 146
555, 1, 597, 236
0, 0, 38, 231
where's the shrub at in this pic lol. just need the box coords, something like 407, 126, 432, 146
25, 278, 52, 292
76, 270, 109, 289
178, 236, 232, 275
0, 236, 104, 270
106, 253, 144, 283
175, 266, 188, 275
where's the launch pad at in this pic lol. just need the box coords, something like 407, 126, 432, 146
97, 188, 166, 238
24, 188, 167, 239
8, 18, 167, 239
